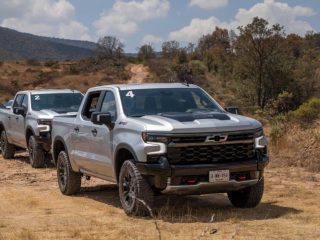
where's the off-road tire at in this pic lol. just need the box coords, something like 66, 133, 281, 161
57, 151, 81, 195
0, 130, 15, 159
119, 160, 154, 216
228, 178, 264, 208
28, 135, 45, 168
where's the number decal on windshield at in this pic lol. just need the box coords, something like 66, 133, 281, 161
126, 91, 135, 98
34, 95, 40, 100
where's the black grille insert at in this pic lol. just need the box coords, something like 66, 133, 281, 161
167, 143, 255, 164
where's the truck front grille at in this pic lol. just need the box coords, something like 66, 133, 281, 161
167, 143, 255, 165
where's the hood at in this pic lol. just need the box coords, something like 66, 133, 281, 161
129, 112, 262, 133
35, 109, 78, 119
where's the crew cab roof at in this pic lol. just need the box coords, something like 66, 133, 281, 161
89, 83, 200, 91
16, 89, 81, 95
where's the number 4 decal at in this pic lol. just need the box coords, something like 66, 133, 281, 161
126, 91, 135, 98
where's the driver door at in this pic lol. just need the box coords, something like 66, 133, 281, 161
11, 94, 28, 147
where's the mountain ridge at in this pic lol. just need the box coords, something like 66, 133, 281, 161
0, 27, 96, 60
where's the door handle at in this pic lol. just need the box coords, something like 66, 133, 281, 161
8, 116, 11, 119
91, 129, 97, 135
74, 126, 79, 132
15, 117, 19, 120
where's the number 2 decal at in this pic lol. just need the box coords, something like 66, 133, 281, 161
34, 95, 40, 100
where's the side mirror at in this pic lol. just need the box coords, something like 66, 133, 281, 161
13, 107, 25, 116
225, 106, 240, 115
91, 112, 114, 129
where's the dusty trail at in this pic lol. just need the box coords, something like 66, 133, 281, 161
126, 64, 150, 84
0, 153, 320, 240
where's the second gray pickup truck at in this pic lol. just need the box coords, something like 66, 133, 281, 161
52, 83, 269, 215
0, 89, 83, 167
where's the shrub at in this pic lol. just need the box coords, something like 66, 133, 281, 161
270, 114, 288, 143
290, 98, 320, 126
267, 91, 296, 116
26, 59, 40, 66
44, 60, 58, 67
188, 60, 206, 76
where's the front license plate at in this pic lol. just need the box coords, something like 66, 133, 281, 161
209, 170, 230, 182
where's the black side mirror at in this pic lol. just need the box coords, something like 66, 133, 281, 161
91, 112, 114, 129
13, 107, 25, 116
225, 106, 240, 115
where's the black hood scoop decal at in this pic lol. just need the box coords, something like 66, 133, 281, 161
158, 112, 231, 122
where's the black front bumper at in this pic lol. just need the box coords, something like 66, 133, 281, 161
136, 155, 269, 194
35, 133, 52, 151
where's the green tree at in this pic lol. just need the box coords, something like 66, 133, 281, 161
137, 44, 156, 61
96, 36, 124, 59
234, 17, 294, 109
161, 41, 180, 59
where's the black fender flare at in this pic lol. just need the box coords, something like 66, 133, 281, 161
25, 126, 36, 144
52, 136, 69, 166
114, 143, 139, 180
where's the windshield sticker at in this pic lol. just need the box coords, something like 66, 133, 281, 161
126, 91, 135, 98
34, 95, 40, 101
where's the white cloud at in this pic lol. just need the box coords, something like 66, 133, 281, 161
141, 34, 163, 45
169, 0, 316, 43
0, 0, 91, 40
93, 0, 170, 38
169, 17, 228, 43
189, 0, 228, 10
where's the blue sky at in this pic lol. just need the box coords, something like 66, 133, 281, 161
0, 0, 319, 52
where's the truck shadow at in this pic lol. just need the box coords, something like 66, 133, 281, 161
14, 154, 55, 168
78, 184, 301, 223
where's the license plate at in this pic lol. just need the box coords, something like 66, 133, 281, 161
209, 170, 230, 182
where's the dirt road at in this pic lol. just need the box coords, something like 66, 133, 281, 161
0, 153, 319, 240
126, 64, 150, 84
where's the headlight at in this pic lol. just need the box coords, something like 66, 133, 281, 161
37, 119, 52, 125
142, 132, 170, 144
255, 135, 268, 148
254, 129, 264, 138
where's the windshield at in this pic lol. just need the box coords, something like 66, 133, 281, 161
31, 93, 83, 113
120, 88, 223, 117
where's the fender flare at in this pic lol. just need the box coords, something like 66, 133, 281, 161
114, 143, 139, 180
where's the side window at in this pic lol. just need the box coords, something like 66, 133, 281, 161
100, 91, 117, 121
21, 95, 28, 110
13, 94, 24, 108
82, 91, 102, 120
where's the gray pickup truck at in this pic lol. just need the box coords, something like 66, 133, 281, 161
52, 83, 269, 215
0, 89, 83, 168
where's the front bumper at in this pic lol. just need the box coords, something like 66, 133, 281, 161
35, 132, 52, 151
136, 155, 269, 195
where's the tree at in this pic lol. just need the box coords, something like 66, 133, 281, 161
96, 36, 124, 59
161, 41, 180, 59
234, 17, 294, 109
137, 44, 156, 61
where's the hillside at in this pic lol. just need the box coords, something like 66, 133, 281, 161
0, 27, 96, 60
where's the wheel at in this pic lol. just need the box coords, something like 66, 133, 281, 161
228, 178, 264, 208
57, 151, 81, 195
119, 160, 154, 216
0, 130, 15, 159
28, 135, 45, 168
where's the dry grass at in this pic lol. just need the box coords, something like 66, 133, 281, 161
0, 153, 320, 240
270, 121, 320, 171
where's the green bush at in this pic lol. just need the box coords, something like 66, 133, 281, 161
270, 114, 288, 142
188, 60, 206, 76
291, 98, 320, 126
